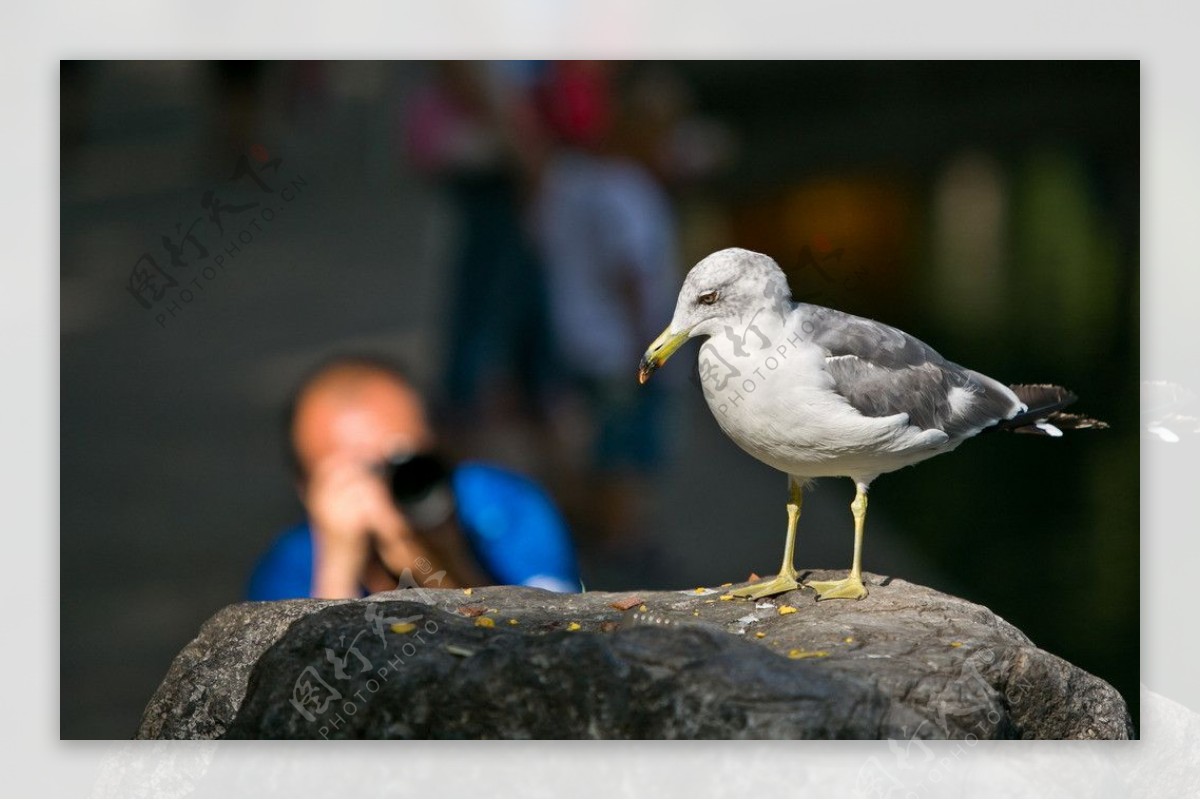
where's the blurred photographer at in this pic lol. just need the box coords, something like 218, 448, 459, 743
247, 355, 580, 600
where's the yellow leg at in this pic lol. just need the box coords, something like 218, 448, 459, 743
807, 481, 869, 600
732, 479, 804, 599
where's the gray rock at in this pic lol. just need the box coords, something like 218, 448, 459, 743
136, 598, 343, 740
137, 572, 1133, 740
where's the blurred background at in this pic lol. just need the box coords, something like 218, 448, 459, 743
60, 60, 1139, 739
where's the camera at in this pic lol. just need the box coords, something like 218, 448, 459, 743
378, 451, 455, 529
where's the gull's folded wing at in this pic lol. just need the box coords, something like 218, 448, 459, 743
804, 306, 1022, 437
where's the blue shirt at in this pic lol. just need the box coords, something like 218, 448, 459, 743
247, 461, 580, 600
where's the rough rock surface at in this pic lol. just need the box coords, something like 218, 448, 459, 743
136, 598, 342, 740
137, 572, 1133, 740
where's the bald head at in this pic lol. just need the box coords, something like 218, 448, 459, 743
288, 359, 434, 483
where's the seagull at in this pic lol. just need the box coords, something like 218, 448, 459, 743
637, 248, 1106, 601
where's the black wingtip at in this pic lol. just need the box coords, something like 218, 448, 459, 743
1001, 384, 1108, 435
1009, 383, 1078, 411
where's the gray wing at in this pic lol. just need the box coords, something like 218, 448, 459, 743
805, 305, 1021, 437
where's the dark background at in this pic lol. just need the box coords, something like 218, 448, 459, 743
60, 60, 1139, 738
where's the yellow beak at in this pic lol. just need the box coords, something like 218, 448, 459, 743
637, 326, 690, 384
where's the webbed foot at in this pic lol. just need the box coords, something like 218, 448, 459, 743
730, 574, 803, 599
806, 574, 868, 601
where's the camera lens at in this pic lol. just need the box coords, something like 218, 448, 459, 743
386, 452, 447, 503
383, 451, 454, 528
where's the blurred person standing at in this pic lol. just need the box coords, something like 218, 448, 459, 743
404, 62, 556, 466
532, 63, 684, 585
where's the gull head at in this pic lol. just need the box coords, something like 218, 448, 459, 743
638, 248, 792, 384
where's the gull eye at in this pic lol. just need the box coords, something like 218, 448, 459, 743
698, 290, 719, 306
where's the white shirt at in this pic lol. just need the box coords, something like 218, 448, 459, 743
535, 151, 679, 379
